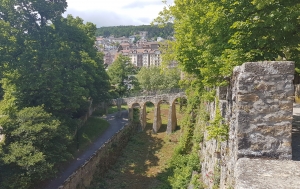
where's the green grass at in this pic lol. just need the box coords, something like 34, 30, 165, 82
0, 100, 4, 115
146, 103, 169, 113
93, 105, 128, 116
108, 105, 128, 114
74, 116, 110, 152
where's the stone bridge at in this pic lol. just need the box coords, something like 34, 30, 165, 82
112, 92, 186, 133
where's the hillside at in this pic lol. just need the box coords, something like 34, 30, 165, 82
95, 23, 173, 39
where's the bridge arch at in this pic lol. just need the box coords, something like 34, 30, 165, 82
166, 96, 187, 133
121, 92, 187, 133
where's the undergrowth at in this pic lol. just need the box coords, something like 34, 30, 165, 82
206, 98, 228, 142
156, 93, 208, 189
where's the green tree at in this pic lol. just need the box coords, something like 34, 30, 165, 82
152, 1, 300, 186
0, 1, 110, 118
95, 23, 174, 39
0, 106, 71, 189
136, 66, 180, 91
0, 1, 110, 188
107, 55, 138, 97
154, 0, 300, 93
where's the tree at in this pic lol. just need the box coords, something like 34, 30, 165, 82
0, 106, 71, 189
107, 55, 138, 97
136, 66, 180, 91
153, 0, 300, 94
0, 1, 110, 188
0, 2, 110, 118
95, 23, 174, 39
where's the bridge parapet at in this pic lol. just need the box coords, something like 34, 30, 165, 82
110, 92, 186, 133
123, 92, 186, 108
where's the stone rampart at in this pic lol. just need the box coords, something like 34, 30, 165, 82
200, 61, 298, 188
58, 123, 138, 189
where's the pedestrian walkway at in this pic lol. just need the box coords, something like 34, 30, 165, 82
44, 110, 128, 189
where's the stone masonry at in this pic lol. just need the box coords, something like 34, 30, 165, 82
201, 61, 298, 189
232, 61, 294, 159
116, 92, 186, 133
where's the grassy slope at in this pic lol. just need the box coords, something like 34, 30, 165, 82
77, 117, 110, 151
74, 105, 128, 152
68, 114, 110, 157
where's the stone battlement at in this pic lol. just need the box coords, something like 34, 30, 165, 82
200, 61, 299, 189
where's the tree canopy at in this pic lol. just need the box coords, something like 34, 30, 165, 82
0, 106, 70, 189
95, 23, 174, 39
0, 4, 110, 118
107, 55, 139, 97
136, 66, 180, 92
0, 0, 110, 188
154, 0, 300, 93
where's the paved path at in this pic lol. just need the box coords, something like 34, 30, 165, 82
44, 110, 129, 189
293, 104, 300, 161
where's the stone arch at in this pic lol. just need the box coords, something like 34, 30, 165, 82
152, 100, 163, 133
123, 92, 186, 133
127, 101, 147, 131
127, 102, 141, 123
139, 102, 147, 130
166, 94, 187, 133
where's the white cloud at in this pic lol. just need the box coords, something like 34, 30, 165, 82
65, 0, 173, 27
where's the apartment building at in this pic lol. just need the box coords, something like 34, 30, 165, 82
118, 42, 162, 67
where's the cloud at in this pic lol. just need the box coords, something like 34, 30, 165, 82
65, 9, 145, 27
137, 17, 152, 24
64, 0, 175, 27
122, 0, 162, 9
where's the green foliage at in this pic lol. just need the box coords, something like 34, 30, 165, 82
0, 4, 110, 118
212, 164, 221, 189
136, 66, 180, 91
95, 23, 174, 39
156, 91, 206, 189
133, 108, 140, 123
0, 106, 71, 189
154, 0, 300, 94
191, 173, 206, 189
107, 55, 138, 97
0, 1, 111, 188
159, 40, 177, 68
206, 98, 229, 142
77, 117, 109, 151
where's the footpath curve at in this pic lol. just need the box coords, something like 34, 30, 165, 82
44, 110, 129, 189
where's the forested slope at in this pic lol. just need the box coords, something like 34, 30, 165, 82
95, 23, 173, 38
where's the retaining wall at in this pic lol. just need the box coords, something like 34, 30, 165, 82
58, 123, 138, 189
200, 61, 299, 188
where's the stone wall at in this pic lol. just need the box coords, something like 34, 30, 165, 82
58, 123, 138, 189
200, 61, 296, 188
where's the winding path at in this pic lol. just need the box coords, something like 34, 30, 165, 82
44, 110, 129, 189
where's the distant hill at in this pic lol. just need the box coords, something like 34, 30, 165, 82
95, 23, 173, 39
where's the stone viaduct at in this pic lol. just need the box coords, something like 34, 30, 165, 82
111, 92, 186, 133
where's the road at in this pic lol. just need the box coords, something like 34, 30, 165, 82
44, 110, 129, 189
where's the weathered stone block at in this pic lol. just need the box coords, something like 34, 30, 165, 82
235, 158, 300, 189
241, 61, 295, 75
237, 94, 259, 102
234, 61, 294, 159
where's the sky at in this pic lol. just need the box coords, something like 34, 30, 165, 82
64, 0, 174, 27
